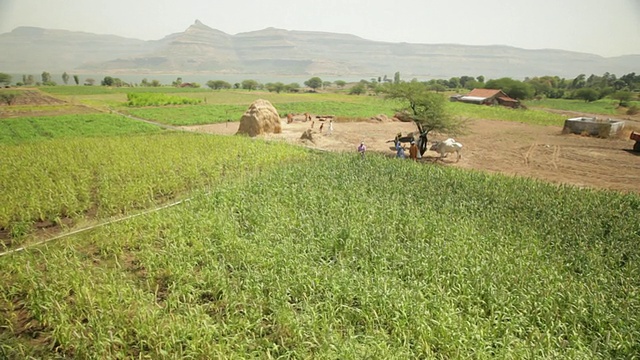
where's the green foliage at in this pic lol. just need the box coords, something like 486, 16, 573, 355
304, 76, 323, 90
611, 90, 632, 107
264, 82, 286, 93
73, 74, 79, 85
450, 101, 565, 126
0, 133, 307, 231
41, 71, 51, 84
334, 80, 346, 88
0, 114, 163, 145
206, 80, 232, 90
126, 93, 202, 106
1, 154, 638, 358
383, 82, 461, 137
574, 88, 600, 102
348, 83, 366, 95
484, 77, 534, 100
126, 104, 249, 125
0, 72, 11, 85
241, 79, 259, 90
0, 92, 19, 105
523, 98, 621, 115
61, 72, 70, 85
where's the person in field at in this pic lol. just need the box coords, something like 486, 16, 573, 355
358, 141, 366, 158
409, 141, 418, 161
395, 141, 406, 159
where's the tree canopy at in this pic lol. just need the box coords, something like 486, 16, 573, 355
484, 78, 534, 100
0, 72, 11, 85
383, 81, 464, 155
304, 77, 323, 90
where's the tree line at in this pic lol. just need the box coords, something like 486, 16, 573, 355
2, 71, 638, 107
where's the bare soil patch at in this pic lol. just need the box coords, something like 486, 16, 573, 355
185, 116, 640, 193
0, 89, 96, 118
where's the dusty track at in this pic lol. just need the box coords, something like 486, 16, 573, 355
185, 117, 640, 193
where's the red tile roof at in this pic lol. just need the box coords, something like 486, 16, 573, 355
466, 88, 505, 98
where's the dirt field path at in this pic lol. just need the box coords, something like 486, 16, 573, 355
184, 117, 640, 193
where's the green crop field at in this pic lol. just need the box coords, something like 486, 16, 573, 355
524, 98, 640, 116
0, 131, 308, 240
1, 153, 638, 358
0, 114, 164, 145
1, 87, 638, 358
447, 101, 567, 126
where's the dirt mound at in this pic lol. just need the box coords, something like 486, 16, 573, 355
236, 99, 282, 137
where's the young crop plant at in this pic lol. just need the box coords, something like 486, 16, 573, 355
1, 152, 638, 358
0, 131, 309, 248
126, 93, 203, 106
0, 114, 163, 145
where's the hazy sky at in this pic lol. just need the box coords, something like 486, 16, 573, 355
1, 0, 639, 57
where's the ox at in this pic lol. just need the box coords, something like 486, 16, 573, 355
430, 138, 463, 162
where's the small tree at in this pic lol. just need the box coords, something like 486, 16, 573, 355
73, 75, 79, 85
574, 88, 599, 102
101, 76, 114, 86
394, 71, 400, 84
322, 81, 332, 89
206, 80, 232, 90
62, 72, 70, 85
285, 83, 300, 92
265, 82, 285, 93
611, 90, 632, 107
41, 71, 51, 84
85, 78, 95, 86
348, 83, 366, 95
0, 73, 12, 85
383, 82, 464, 155
0, 93, 18, 105
241, 79, 259, 90
334, 80, 346, 89
304, 77, 322, 91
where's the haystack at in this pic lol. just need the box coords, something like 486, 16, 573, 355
236, 99, 282, 137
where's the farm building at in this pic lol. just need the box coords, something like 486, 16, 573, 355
452, 88, 520, 108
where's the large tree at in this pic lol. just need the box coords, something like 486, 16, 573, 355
304, 77, 323, 91
383, 81, 464, 155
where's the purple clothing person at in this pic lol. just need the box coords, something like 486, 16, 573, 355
357, 142, 366, 158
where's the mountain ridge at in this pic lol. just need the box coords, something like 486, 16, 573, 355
0, 21, 637, 79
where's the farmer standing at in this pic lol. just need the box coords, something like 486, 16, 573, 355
395, 141, 406, 159
358, 141, 366, 159
409, 141, 418, 161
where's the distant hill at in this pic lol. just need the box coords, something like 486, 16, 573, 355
0, 20, 638, 79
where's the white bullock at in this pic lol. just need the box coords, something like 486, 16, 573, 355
430, 138, 463, 162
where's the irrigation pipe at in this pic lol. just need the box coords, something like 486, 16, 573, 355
0, 197, 190, 257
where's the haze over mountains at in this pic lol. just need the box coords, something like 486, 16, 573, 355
0, 20, 637, 80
